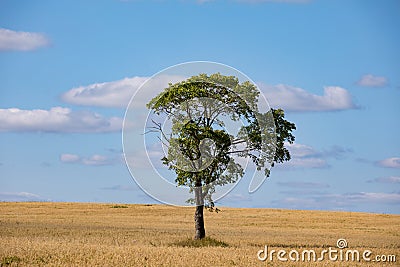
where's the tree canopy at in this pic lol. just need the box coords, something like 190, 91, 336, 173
147, 73, 296, 206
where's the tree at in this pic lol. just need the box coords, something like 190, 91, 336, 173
147, 73, 296, 239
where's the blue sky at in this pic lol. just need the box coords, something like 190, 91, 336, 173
0, 0, 399, 214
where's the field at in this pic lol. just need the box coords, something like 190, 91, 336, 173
0, 202, 398, 266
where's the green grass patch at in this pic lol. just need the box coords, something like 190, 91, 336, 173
170, 237, 229, 248
1, 256, 21, 266
110, 205, 128, 208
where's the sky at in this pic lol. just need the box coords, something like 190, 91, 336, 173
0, 0, 399, 214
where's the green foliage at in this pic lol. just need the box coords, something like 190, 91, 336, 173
205, 201, 220, 213
110, 205, 128, 208
1, 256, 21, 266
147, 73, 296, 205
171, 237, 229, 247
271, 108, 296, 166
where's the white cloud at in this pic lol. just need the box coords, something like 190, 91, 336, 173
277, 181, 329, 188
219, 193, 252, 203
0, 107, 122, 133
286, 143, 351, 158
273, 192, 400, 211
368, 176, 400, 184
0, 192, 50, 202
278, 142, 327, 169
377, 157, 400, 168
357, 74, 388, 87
60, 154, 80, 163
260, 83, 356, 112
60, 153, 119, 166
285, 143, 317, 158
281, 157, 327, 168
344, 192, 400, 203
62, 77, 149, 108
0, 28, 49, 51
82, 154, 111, 166
101, 185, 138, 191
62, 76, 355, 113
62, 75, 185, 108
276, 143, 351, 169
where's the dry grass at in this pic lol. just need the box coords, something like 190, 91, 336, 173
0, 202, 398, 266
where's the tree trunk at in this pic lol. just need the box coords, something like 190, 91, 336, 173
194, 204, 205, 239
194, 181, 205, 239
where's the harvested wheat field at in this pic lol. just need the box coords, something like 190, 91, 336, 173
0, 202, 398, 266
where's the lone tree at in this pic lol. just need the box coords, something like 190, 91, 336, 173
147, 73, 296, 239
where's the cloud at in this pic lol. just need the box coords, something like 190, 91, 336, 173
62, 75, 185, 108
277, 182, 330, 197
278, 142, 328, 168
82, 155, 113, 166
367, 176, 400, 184
321, 146, 353, 159
277, 181, 330, 188
101, 185, 138, 191
260, 83, 357, 112
62, 77, 148, 108
0, 28, 50, 51
357, 74, 388, 87
60, 154, 80, 163
0, 107, 123, 133
0, 192, 50, 202
60, 153, 120, 166
284, 142, 316, 158
343, 192, 400, 204
62, 76, 354, 113
219, 193, 252, 203
377, 157, 400, 168
281, 157, 327, 168
276, 143, 352, 169
289, 143, 351, 158
273, 192, 400, 211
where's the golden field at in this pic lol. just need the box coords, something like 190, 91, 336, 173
0, 202, 398, 266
